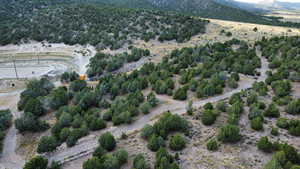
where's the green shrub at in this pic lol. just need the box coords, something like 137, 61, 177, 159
206, 139, 219, 151
93, 146, 106, 158
114, 149, 128, 165
15, 112, 49, 133
257, 136, 273, 153
82, 157, 102, 169
216, 101, 227, 112
276, 118, 289, 129
217, 124, 241, 143
169, 134, 186, 151
140, 102, 152, 114
201, 110, 217, 126
203, 103, 213, 110
286, 99, 300, 115
23, 156, 48, 169
173, 87, 187, 100
251, 117, 263, 131
37, 136, 59, 153
147, 134, 165, 152
0, 109, 12, 130
264, 103, 280, 118
99, 132, 116, 151
271, 127, 279, 136
133, 154, 150, 169
141, 124, 154, 140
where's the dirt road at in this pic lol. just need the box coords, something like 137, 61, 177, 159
0, 90, 25, 169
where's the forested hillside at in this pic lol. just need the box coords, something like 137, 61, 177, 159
96, 0, 300, 28
0, 0, 208, 49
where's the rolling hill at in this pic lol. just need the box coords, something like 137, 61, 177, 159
0, 0, 208, 48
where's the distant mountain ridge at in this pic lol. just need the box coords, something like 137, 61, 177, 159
96, 0, 272, 23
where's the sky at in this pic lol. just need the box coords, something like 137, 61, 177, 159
235, 0, 300, 3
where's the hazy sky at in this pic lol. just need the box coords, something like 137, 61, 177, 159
235, 0, 300, 3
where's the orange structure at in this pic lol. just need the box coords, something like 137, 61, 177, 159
79, 74, 86, 80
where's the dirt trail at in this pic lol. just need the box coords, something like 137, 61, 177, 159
0, 90, 25, 169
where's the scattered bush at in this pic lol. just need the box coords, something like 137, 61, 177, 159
251, 117, 264, 131
23, 156, 48, 169
147, 134, 165, 152
257, 136, 273, 153
169, 134, 186, 151
201, 110, 217, 126
99, 132, 116, 151
207, 139, 219, 151
264, 103, 280, 118
133, 154, 150, 169
37, 136, 59, 153
217, 124, 241, 143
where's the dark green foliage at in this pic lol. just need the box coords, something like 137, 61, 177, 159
264, 103, 280, 118
248, 105, 263, 120
253, 82, 268, 96
141, 124, 155, 140
271, 80, 291, 98
88, 48, 151, 77
286, 99, 300, 115
23, 156, 48, 169
247, 93, 258, 106
271, 127, 279, 136
201, 109, 217, 126
18, 78, 54, 111
257, 136, 273, 153
251, 117, 263, 131
48, 87, 69, 110
147, 92, 159, 107
155, 147, 177, 169
217, 124, 241, 143
216, 101, 227, 112
15, 112, 49, 133
89, 119, 106, 131
59, 128, 71, 142
93, 146, 107, 158
23, 98, 44, 116
133, 154, 150, 169
169, 134, 186, 151
69, 80, 87, 92
0, 1, 208, 49
61, 71, 79, 83
206, 139, 219, 151
153, 111, 188, 138
114, 149, 128, 165
99, 132, 116, 151
66, 126, 89, 147
82, 157, 103, 169
173, 87, 187, 100
140, 102, 152, 114
203, 102, 213, 110
228, 77, 238, 89
229, 93, 242, 105
37, 136, 59, 153
288, 120, 300, 136
276, 118, 289, 129
147, 134, 165, 152
0, 109, 12, 131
